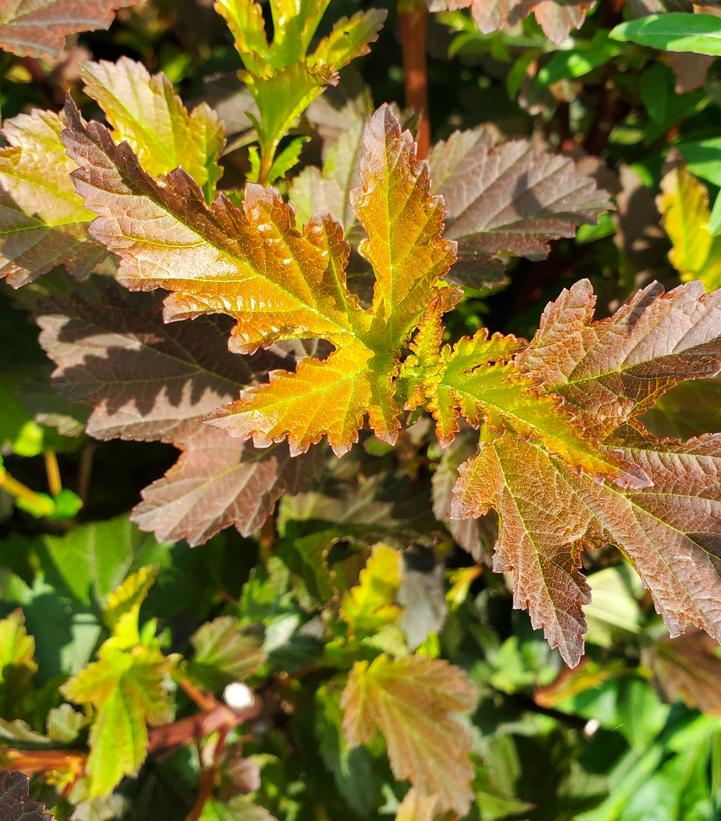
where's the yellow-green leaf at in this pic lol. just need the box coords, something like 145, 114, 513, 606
81, 57, 225, 201
340, 543, 402, 634
658, 164, 721, 289
0, 610, 36, 715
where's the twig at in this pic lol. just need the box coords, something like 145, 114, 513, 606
45, 451, 62, 497
399, 0, 430, 158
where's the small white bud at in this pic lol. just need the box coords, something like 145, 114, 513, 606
224, 682, 254, 711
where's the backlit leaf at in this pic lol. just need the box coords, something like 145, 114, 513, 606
647, 632, 721, 714
0, 0, 140, 59
103, 564, 157, 646
80, 57, 225, 201
215, 0, 385, 182
62, 102, 455, 456
61, 644, 172, 797
341, 653, 477, 814
453, 426, 721, 666
0, 110, 103, 288
394, 789, 440, 821
429, 128, 611, 279
657, 165, 721, 289
340, 543, 402, 635
611, 12, 721, 55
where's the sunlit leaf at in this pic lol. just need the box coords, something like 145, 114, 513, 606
658, 164, 721, 289
81, 57, 225, 201
0, 110, 103, 287
340, 543, 402, 635
0, 610, 36, 716
341, 654, 477, 814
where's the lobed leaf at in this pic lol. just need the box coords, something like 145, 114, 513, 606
80, 57, 225, 201
61, 645, 172, 797
340, 543, 402, 634
647, 632, 721, 714
62, 101, 455, 455
190, 616, 266, 690
453, 426, 721, 666
0, 0, 140, 59
517, 278, 721, 438
0, 109, 103, 288
429, 128, 612, 281
341, 654, 476, 814
37, 287, 317, 545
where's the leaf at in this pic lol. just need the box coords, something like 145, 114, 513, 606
103, 564, 157, 646
428, 0, 593, 45
61, 645, 172, 797
0, 610, 36, 716
611, 12, 721, 55
314, 684, 382, 816
200, 796, 277, 821
0, 771, 53, 821
647, 632, 721, 714
37, 286, 318, 545
215, 0, 385, 182
190, 616, 266, 690
80, 57, 225, 201
452, 426, 721, 667
340, 543, 402, 635
516, 278, 721, 439
46, 703, 86, 743
37, 514, 167, 605
0, 109, 103, 288
429, 128, 611, 279
341, 654, 477, 814
431, 431, 497, 563
394, 789, 440, 821
657, 165, 721, 289
402, 303, 647, 487
0, 0, 139, 59
61, 101, 455, 456
132, 427, 317, 546
289, 111, 365, 237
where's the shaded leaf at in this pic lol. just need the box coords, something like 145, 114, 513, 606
0, 0, 139, 59
648, 632, 721, 714
37, 287, 317, 545
0, 611, 36, 717
190, 616, 266, 690
0, 771, 52, 820
81, 57, 225, 201
0, 110, 103, 288
429, 128, 611, 279
341, 653, 477, 814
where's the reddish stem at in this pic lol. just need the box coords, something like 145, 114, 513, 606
399, 2, 430, 159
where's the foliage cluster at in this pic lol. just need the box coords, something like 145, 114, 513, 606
3, 0, 721, 819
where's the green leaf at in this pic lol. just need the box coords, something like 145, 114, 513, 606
103, 565, 158, 648
611, 13, 721, 56
190, 616, 266, 690
0, 610, 36, 715
340, 543, 402, 636
61, 645, 173, 797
